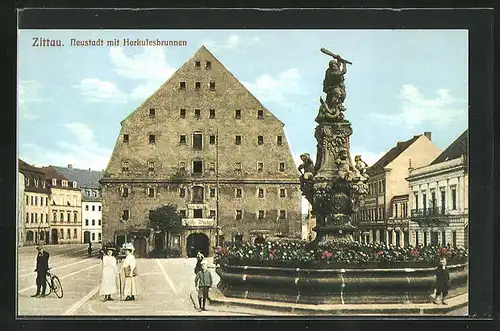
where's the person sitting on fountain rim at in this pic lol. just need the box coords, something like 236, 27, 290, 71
433, 257, 450, 305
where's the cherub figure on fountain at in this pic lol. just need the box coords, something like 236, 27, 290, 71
298, 153, 315, 204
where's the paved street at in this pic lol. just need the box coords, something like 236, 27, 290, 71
17, 244, 467, 317
17, 244, 292, 316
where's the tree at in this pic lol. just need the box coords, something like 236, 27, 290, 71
148, 204, 184, 257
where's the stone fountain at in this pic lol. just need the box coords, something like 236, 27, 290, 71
298, 47, 368, 246
214, 49, 467, 306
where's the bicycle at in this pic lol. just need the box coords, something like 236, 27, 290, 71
45, 268, 64, 298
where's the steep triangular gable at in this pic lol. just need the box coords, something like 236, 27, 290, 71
120, 45, 283, 126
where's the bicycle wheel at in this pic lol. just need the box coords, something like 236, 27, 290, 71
52, 276, 63, 298
45, 278, 53, 295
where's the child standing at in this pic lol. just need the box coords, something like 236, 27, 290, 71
433, 257, 450, 305
194, 260, 212, 311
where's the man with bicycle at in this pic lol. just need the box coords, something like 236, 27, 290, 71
31, 245, 50, 298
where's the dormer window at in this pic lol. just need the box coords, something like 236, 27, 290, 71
52, 178, 57, 186
72, 182, 78, 188
62, 180, 68, 187
34, 179, 38, 187
25, 178, 29, 186
42, 181, 45, 188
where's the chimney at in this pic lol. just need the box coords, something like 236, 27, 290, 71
68, 164, 73, 169
424, 132, 432, 140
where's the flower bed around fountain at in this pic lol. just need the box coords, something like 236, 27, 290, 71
214, 240, 468, 304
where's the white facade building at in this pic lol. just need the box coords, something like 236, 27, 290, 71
407, 130, 468, 248
51, 165, 103, 244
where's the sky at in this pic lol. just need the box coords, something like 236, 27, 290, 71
18, 29, 468, 203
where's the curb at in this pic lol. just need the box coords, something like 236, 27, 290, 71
208, 290, 468, 315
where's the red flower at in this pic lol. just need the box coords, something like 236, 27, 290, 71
410, 248, 420, 257
322, 251, 333, 259
377, 250, 384, 256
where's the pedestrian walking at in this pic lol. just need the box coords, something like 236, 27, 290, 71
194, 251, 204, 274
99, 246, 118, 302
87, 242, 93, 258
194, 260, 212, 311
120, 243, 138, 301
433, 257, 450, 305
31, 245, 50, 298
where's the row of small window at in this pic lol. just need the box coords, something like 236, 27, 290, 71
123, 132, 282, 147
392, 202, 409, 218
54, 228, 79, 240
355, 207, 385, 222
122, 159, 287, 174
178, 81, 216, 91
121, 209, 287, 221
121, 186, 289, 199
52, 211, 79, 223
414, 230, 458, 248
26, 195, 49, 206
368, 180, 384, 195
84, 219, 102, 226
86, 231, 102, 242
25, 177, 46, 188
26, 212, 49, 224
148, 108, 265, 120
413, 188, 458, 210
85, 204, 102, 211
85, 189, 100, 198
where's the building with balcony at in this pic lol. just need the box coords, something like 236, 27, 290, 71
100, 46, 301, 257
44, 166, 82, 244
406, 130, 468, 248
19, 159, 51, 246
354, 132, 441, 246
51, 165, 103, 244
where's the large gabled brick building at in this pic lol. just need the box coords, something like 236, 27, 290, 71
100, 46, 301, 257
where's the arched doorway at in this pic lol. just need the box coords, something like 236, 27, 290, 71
83, 231, 91, 244
154, 232, 164, 251
133, 237, 147, 258
51, 229, 58, 244
186, 233, 209, 257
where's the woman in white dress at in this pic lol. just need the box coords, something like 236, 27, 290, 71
99, 247, 117, 302
121, 243, 137, 301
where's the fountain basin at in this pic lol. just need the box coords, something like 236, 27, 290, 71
216, 262, 467, 304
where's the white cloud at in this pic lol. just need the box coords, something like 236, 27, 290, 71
20, 122, 111, 171
242, 68, 305, 107
203, 34, 261, 51
18, 80, 52, 119
76, 47, 176, 102
109, 47, 175, 81
73, 78, 128, 103
369, 84, 466, 129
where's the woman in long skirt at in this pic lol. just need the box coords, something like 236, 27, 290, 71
99, 247, 117, 301
121, 243, 137, 301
